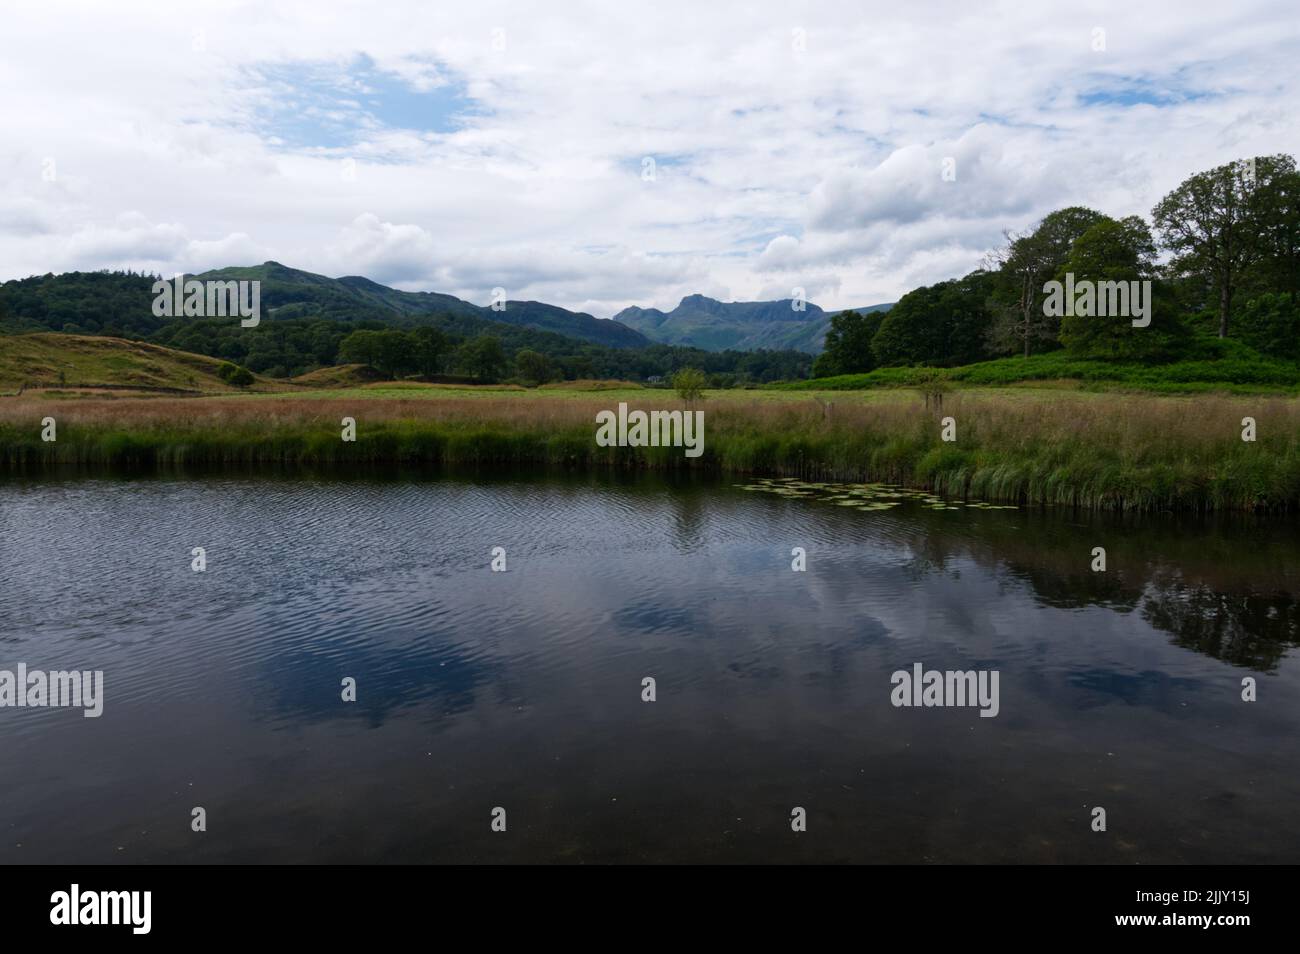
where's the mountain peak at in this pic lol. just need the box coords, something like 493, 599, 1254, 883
614, 293, 831, 352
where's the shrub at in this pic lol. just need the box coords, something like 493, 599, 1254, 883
672, 367, 707, 403
217, 362, 254, 387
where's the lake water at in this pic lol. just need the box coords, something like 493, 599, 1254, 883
1, 471, 1298, 864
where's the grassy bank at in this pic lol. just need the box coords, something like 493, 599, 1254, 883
780, 345, 1300, 395
3, 388, 1299, 512
0, 332, 292, 393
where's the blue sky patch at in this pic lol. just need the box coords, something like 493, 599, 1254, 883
1077, 74, 1215, 108
246, 54, 476, 149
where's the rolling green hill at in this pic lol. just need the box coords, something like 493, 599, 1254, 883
0, 263, 652, 350
198, 262, 484, 322
0, 333, 282, 393
196, 263, 651, 349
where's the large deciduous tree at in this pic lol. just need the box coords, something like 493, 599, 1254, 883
988, 206, 1106, 357
514, 348, 554, 386
1152, 154, 1296, 338
411, 326, 449, 378
458, 334, 506, 382
1056, 215, 1186, 359
1250, 163, 1300, 304
871, 270, 997, 367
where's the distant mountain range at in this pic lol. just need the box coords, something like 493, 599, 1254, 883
196, 262, 651, 349
614, 295, 893, 352
1, 261, 891, 354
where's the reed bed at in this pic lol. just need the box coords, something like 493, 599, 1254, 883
1, 391, 1298, 512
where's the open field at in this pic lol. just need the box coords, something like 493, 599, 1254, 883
2, 386, 1298, 512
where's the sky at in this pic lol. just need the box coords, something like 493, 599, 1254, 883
1, 0, 1297, 318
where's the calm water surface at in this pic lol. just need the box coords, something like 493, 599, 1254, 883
1, 471, 1298, 863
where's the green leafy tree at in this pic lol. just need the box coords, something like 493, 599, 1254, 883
459, 335, 506, 382
672, 367, 707, 403
813, 310, 883, 377
309, 325, 341, 366
1153, 154, 1296, 338
338, 329, 382, 370
872, 270, 997, 366
1248, 163, 1300, 303
410, 326, 449, 378
514, 349, 554, 386
1056, 216, 1186, 360
337, 329, 410, 378
372, 330, 412, 379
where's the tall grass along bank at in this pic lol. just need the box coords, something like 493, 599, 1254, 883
2, 391, 1298, 512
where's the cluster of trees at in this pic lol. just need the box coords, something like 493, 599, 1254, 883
156, 313, 811, 385
153, 316, 349, 377
816, 153, 1300, 376
0, 270, 158, 337
330, 327, 807, 386
333, 328, 548, 384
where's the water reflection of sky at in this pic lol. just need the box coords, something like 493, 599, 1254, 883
0, 474, 1297, 863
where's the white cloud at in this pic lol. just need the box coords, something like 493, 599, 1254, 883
326, 214, 440, 285
0, 0, 1297, 315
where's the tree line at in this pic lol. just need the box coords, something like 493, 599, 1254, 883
815, 153, 1300, 376
155, 317, 809, 386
